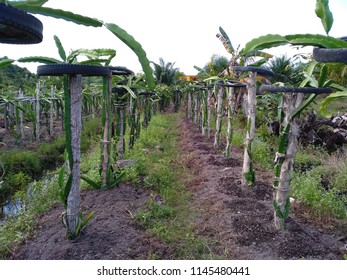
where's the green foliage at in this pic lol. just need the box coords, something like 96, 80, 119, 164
0, 59, 37, 88
1, 150, 41, 178
15, 4, 103, 27
2, 172, 30, 196
320, 90, 347, 117
152, 58, 180, 85
135, 199, 174, 227
217, 26, 234, 54
198, 55, 229, 76
291, 170, 346, 219
264, 55, 304, 85
315, 0, 334, 35
252, 137, 275, 170
0, 175, 60, 259
105, 23, 155, 90
124, 114, 217, 258
64, 211, 95, 240
294, 146, 323, 172
36, 136, 65, 169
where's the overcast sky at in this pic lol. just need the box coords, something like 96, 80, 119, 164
1, 0, 347, 74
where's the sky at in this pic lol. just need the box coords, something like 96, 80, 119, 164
1, 0, 347, 75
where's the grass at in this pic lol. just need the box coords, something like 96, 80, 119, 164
0, 118, 103, 259
213, 107, 347, 222
124, 113, 220, 259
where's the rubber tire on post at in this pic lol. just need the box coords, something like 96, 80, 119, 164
0, 2, 43, 44
37, 64, 110, 77
313, 36, 347, 63
230, 66, 275, 77
216, 80, 247, 88
112, 86, 128, 95
259, 85, 332, 95
313, 48, 347, 63
109, 66, 134, 76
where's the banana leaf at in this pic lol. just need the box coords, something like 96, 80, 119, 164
218, 26, 234, 54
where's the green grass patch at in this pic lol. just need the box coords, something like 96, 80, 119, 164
124, 113, 220, 259
291, 169, 346, 219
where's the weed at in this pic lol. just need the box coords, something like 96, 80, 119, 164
291, 170, 346, 219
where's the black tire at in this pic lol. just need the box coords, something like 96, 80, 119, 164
112, 86, 128, 94
313, 36, 347, 63
259, 85, 332, 95
109, 66, 134, 75
216, 80, 246, 88
313, 47, 347, 63
0, 2, 43, 44
138, 91, 156, 96
37, 64, 110, 76
230, 66, 275, 77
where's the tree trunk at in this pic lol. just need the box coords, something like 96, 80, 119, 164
242, 71, 257, 186
274, 92, 304, 229
225, 87, 235, 158
214, 87, 224, 147
66, 74, 82, 235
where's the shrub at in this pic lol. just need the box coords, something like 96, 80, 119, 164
37, 136, 65, 169
1, 151, 41, 179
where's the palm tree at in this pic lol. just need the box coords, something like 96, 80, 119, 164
197, 54, 229, 76
264, 55, 303, 85
152, 58, 179, 85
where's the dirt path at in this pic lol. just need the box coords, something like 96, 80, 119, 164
8, 116, 347, 260
9, 185, 173, 260
178, 117, 346, 259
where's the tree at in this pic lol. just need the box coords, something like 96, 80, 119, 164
264, 55, 304, 85
152, 58, 180, 85
197, 55, 229, 76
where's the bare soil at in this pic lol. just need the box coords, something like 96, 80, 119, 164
6, 116, 347, 260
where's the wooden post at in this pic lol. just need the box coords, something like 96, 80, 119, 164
101, 73, 112, 187
66, 74, 82, 235
35, 81, 40, 140
17, 88, 24, 137
225, 87, 235, 158
274, 92, 304, 229
49, 85, 54, 136
214, 87, 224, 147
242, 71, 257, 186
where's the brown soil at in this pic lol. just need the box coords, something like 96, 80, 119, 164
7, 116, 347, 260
